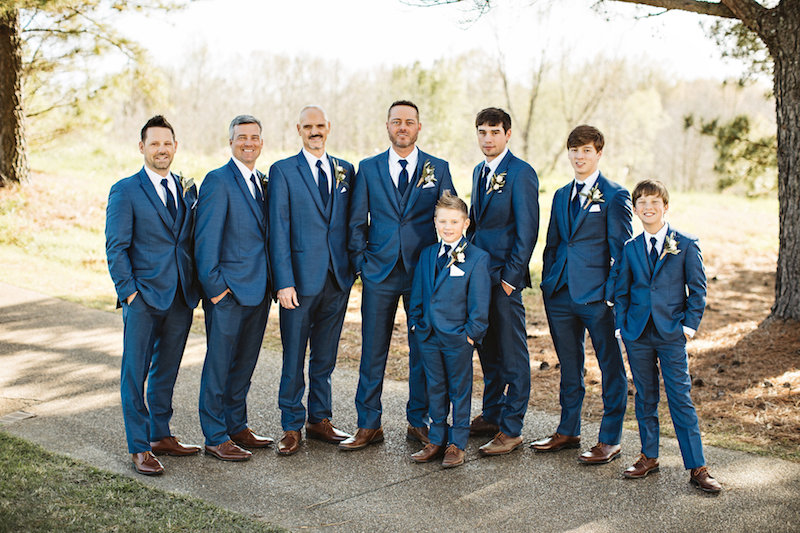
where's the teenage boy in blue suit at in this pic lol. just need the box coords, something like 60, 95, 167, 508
533, 125, 632, 465
195, 115, 273, 462
615, 179, 721, 493
342, 100, 456, 450
409, 192, 491, 468
105, 115, 202, 475
466, 107, 539, 456
269, 106, 355, 455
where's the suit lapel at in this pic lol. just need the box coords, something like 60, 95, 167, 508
479, 151, 512, 220
557, 184, 571, 240
296, 152, 327, 216
403, 153, 426, 217
228, 159, 265, 229
470, 164, 481, 221
571, 174, 605, 236
434, 237, 466, 292
651, 224, 671, 280
137, 169, 174, 231
376, 151, 401, 216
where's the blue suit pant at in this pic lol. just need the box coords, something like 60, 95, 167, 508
543, 287, 627, 444
278, 273, 350, 431
476, 284, 530, 437
199, 293, 269, 446
624, 325, 705, 469
120, 291, 192, 454
418, 334, 474, 450
356, 262, 428, 429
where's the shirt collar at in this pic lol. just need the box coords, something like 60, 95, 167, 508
143, 166, 174, 188
484, 147, 509, 175
302, 148, 328, 170
573, 170, 600, 198
389, 146, 419, 169
644, 222, 669, 250
232, 157, 258, 182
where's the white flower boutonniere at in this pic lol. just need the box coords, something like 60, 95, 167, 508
331, 158, 348, 187
486, 171, 507, 194
445, 241, 468, 269
416, 160, 436, 187
259, 174, 268, 191
660, 232, 681, 260
178, 172, 195, 198
582, 185, 604, 209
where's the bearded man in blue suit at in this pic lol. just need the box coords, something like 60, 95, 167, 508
341, 100, 456, 450
269, 106, 355, 456
466, 108, 539, 456
533, 125, 632, 465
106, 115, 202, 475
195, 115, 273, 462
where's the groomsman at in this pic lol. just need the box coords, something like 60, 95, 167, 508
342, 100, 456, 450
533, 124, 632, 465
466, 108, 539, 455
195, 115, 273, 462
268, 106, 355, 455
105, 115, 202, 475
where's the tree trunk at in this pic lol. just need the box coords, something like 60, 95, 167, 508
766, 6, 800, 320
0, 8, 29, 187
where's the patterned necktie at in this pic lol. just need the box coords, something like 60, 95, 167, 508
398, 159, 409, 197
649, 236, 659, 271
161, 178, 177, 220
436, 244, 452, 275
571, 181, 585, 220
316, 160, 330, 207
250, 174, 263, 203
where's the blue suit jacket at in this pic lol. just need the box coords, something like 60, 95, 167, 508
105, 168, 200, 310
268, 152, 355, 295
541, 173, 633, 304
615, 226, 706, 342
467, 150, 539, 289
348, 149, 455, 283
408, 238, 491, 345
194, 159, 270, 306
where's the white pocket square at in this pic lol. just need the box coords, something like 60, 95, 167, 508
450, 265, 465, 277
589, 204, 601, 212
422, 182, 436, 189
340, 187, 348, 193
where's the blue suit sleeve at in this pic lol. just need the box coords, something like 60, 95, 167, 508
437, 161, 457, 197
683, 238, 707, 331
614, 243, 633, 333
348, 163, 368, 275
267, 163, 295, 291
604, 188, 633, 302
105, 182, 138, 302
194, 173, 228, 299
541, 192, 560, 283
502, 166, 539, 289
465, 252, 491, 343
408, 256, 425, 330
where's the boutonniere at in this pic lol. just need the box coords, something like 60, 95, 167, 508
416, 159, 436, 187
660, 232, 681, 260
582, 185, 604, 209
331, 158, 348, 187
445, 241, 468, 269
486, 171, 507, 194
259, 173, 268, 190
178, 172, 195, 198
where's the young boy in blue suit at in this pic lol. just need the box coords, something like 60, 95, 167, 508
408, 192, 491, 468
615, 179, 722, 493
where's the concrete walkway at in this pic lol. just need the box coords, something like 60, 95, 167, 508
1, 282, 798, 532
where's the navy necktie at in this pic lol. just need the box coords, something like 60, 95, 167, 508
398, 159, 409, 197
570, 181, 585, 220
250, 174, 263, 203
649, 236, 659, 271
478, 164, 490, 210
316, 160, 330, 207
436, 244, 452, 275
161, 178, 177, 220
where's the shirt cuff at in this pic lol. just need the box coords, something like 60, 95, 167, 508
605, 300, 614, 307
501, 280, 516, 291
683, 326, 696, 338
614, 328, 621, 339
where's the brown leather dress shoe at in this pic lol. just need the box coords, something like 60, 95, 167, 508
205, 440, 252, 461
406, 425, 430, 445
623, 454, 660, 478
411, 443, 444, 463
277, 430, 302, 456
230, 427, 274, 449
530, 432, 581, 452
469, 415, 500, 436
578, 442, 621, 464
132, 451, 164, 475
690, 466, 722, 493
442, 444, 466, 468
305, 419, 351, 443
479, 432, 523, 456
338, 427, 384, 451
150, 436, 201, 456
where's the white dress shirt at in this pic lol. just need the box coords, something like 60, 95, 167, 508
302, 148, 332, 193
480, 147, 509, 189
143, 166, 178, 210
571, 169, 600, 207
388, 146, 419, 188
232, 157, 262, 200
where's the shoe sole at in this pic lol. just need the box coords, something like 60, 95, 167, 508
276, 447, 300, 456
479, 442, 523, 456
623, 466, 660, 479
411, 454, 444, 464
690, 478, 722, 493
134, 467, 164, 476
578, 451, 621, 465
307, 433, 348, 444
151, 450, 201, 457
530, 442, 581, 452
232, 441, 273, 449
204, 450, 251, 462
338, 436, 385, 451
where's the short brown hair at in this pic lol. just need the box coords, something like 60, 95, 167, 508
435, 190, 468, 217
388, 100, 419, 120
141, 115, 175, 142
567, 124, 604, 151
476, 107, 511, 132
632, 179, 670, 206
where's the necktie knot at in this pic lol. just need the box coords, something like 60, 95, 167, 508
436, 244, 452, 275
650, 236, 657, 249
443, 244, 452, 256
399, 159, 408, 170
575, 181, 585, 194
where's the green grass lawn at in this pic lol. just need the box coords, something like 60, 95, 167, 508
0, 431, 283, 533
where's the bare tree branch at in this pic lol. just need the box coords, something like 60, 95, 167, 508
610, 0, 738, 18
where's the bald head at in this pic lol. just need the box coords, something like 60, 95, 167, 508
297, 105, 331, 157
